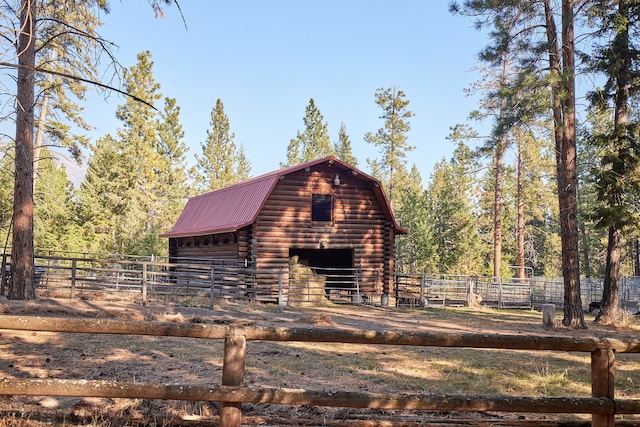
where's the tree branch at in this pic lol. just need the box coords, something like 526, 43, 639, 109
0, 61, 157, 110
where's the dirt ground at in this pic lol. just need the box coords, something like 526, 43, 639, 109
0, 296, 638, 426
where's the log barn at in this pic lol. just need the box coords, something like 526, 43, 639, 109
160, 156, 406, 304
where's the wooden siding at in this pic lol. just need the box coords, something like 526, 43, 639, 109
252, 166, 391, 294
173, 232, 239, 260
165, 159, 400, 301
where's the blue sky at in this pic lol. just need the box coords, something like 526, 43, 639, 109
83, 1, 489, 183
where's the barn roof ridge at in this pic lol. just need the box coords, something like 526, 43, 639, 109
160, 156, 404, 239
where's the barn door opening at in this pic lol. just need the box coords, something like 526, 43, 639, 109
288, 248, 354, 295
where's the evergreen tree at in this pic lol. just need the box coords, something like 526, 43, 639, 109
10, 0, 38, 299
334, 123, 358, 166
451, 0, 586, 328
33, 1, 107, 187
364, 85, 414, 208
587, 0, 640, 324
78, 51, 164, 255
235, 143, 252, 182
283, 98, 333, 167
34, 149, 83, 253
194, 99, 251, 191
426, 142, 483, 275
395, 165, 436, 273
78, 135, 128, 253
0, 153, 14, 253
154, 97, 190, 249
578, 112, 609, 279
1, 1, 113, 299
518, 128, 560, 277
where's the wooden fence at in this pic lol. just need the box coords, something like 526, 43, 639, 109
0, 254, 387, 307
0, 315, 639, 426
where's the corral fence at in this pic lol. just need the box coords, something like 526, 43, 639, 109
3, 252, 640, 311
395, 273, 640, 312
0, 253, 385, 308
0, 315, 638, 426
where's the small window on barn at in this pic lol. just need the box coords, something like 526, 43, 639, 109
312, 193, 332, 222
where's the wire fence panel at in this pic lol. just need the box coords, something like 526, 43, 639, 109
2, 252, 638, 312
394, 273, 628, 312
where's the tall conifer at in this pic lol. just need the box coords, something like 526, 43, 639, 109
364, 86, 414, 208
283, 98, 333, 167
194, 99, 251, 191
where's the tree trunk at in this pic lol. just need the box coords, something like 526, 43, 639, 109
9, 0, 37, 300
493, 146, 503, 279
596, 0, 631, 325
33, 51, 56, 192
516, 139, 525, 279
544, 0, 585, 328
581, 222, 591, 278
596, 227, 622, 324
634, 239, 640, 277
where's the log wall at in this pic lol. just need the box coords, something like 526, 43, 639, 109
167, 162, 400, 299
252, 165, 393, 295
172, 232, 239, 261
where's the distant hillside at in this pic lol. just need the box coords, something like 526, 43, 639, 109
50, 151, 87, 188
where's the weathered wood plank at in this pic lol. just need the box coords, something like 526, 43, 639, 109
592, 348, 616, 427
221, 334, 246, 427
1, 315, 640, 353
0, 379, 630, 415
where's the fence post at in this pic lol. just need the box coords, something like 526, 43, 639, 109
354, 270, 361, 304
70, 259, 77, 299
210, 266, 216, 310
141, 262, 148, 304
420, 275, 426, 308
278, 266, 284, 314
591, 348, 615, 427
220, 331, 246, 427
542, 304, 557, 330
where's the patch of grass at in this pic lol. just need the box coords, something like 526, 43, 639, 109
4, 299, 640, 423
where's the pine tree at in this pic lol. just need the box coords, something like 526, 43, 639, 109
10, 0, 37, 299
235, 143, 252, 182
451, 0, 585, 328
154, 97, 190, 247
0, 153, 14, 253
578, 112, 609, 279
2, 2, 168, 299
34, 149, 83, 253
587, 0, 640, 324
283, 98, 333, 167
334, 123, 358, 166
33, 1, 107, 187
427, 142, 483, 275
78, 51, 164, 255
517, 128, 560, 277
364, 86, 414, 208
194, 99, 251, 191
395, 165, 436, 274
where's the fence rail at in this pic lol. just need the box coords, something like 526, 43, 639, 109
0, 315, 638, 426
396, 273, 640, 312
3, 253, 640, 311
0, 254, 386, 308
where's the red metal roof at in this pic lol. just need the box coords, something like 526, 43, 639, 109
160, 156, 405, 238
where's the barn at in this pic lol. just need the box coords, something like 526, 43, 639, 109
160, 156, 406, 305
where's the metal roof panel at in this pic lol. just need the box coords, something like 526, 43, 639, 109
160, 156, 406, 238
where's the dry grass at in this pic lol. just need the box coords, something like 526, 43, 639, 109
1, 297, 640, 425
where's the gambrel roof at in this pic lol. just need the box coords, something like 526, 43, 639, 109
160, 156, 405, 238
